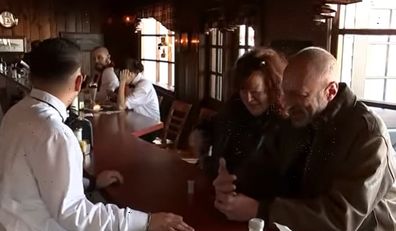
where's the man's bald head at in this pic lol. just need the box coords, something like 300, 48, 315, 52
92, 46, 111, 71
282, 47, 339, 127
288, 47, 338, 86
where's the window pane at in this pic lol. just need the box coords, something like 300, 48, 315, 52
141, 36, 157, 60
364, 79, 384, 101
340, 35, 354, 86
366, 44, 387, 77
344, 3, 357, 29
369, 9, 391, 29
141, 18, 157, 34
388, 45, 396, 76
392, 9, 396, 29
141, 61, 156, 83
385, 79, 396, 103
171, 64, 175, 87
211, 48, 217, 72
217, 76, 223, 101
341, 0, 396, 29
210, 74, 216, 98
390, 34, 396, 43
217, 49, 223, 74
218, 31, 223, 46
368, 35, 389, 43
211, 29, 217, 45
239, 49, 246, 58
239, 25, 246, 46
248, 26, 255, 46
159, 62, 168, 86
170, 36, 175, 62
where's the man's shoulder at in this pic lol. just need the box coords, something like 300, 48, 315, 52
341, 101, 388, 139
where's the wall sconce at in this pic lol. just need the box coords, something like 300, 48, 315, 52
123, 15, 135, 24
180, 33, 189, 47
176, 32, 200, 50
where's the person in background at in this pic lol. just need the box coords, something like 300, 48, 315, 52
0, 38, 193, 231
213, 47, 396, 231
117, 59, 160, 122
189, 48, 287, 199
92, 46, 119, 102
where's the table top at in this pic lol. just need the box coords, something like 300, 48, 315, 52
92, 114, 247, 231
90, 110, 163, 137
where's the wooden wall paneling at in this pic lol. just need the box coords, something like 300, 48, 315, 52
65, 10, 76, 32
21, 1, 31, 45
29, 0, 40, 42
9, 0, 23, 37
49, 0, 57, 38
76, 11, 82, 33
82, 10, 90, 33
38, 0, 51, 40
56, 10, 66, 35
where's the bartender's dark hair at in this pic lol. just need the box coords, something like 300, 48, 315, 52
123, 58, 144, 74
30, 38, 81, 83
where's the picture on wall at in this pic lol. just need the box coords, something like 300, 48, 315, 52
0, 37, 25, 53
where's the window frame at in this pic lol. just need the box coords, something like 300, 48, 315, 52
139, 18, 175, 91
334, 1, 396, 105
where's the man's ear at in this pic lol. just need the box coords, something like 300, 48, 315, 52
74, 74, 83, 92
326, 81, 338, 101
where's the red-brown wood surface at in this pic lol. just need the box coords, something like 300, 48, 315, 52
91, 113, 247, 231
91, 111, 164, 137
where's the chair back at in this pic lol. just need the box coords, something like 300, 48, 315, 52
163, 100, 192, 148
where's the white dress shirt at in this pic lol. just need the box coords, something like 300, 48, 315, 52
96, 67, 119, 102
0, 89, 148, 231
125, 74, 160, 121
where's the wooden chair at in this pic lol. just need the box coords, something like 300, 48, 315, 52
154, 100, 192, 149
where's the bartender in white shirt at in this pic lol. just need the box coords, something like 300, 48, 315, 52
117, 59, 160, 121
0, 38, 193, 231
92, 46, 120, 102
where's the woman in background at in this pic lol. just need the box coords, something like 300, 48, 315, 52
117, 59, 160, 121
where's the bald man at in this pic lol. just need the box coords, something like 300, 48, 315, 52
214, 47, 396, 231
92, 46, 119, 102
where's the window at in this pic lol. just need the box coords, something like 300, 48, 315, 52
337, 0, 396, 103
238, 25, 255, 57
140, 18, 175, 90
209, 28, 224, 101
208, 25, 255, 101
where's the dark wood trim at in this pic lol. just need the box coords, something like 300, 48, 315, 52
339, 29, 396, 35
362, 100, 396, 110
330, 4, 341, 57
140, 34, 175, 37
141, 58, 175, 64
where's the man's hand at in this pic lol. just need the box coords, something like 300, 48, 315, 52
120, 69, 132, 84
214, 193, 259, 222
148, 213, 194, 231
96, 170, 124, 189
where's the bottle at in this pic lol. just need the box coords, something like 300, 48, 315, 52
249, 218, 265, 231
0, 58, 4, 73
